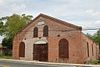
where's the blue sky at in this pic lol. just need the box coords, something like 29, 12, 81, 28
0, 0, 100, 43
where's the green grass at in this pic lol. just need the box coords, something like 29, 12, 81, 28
0, 55, 12, 59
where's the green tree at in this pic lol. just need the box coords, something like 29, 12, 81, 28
4, 14, 33, 38
0, 14, 33, 52
86, 29, 100, 45
92, 29, 100, 45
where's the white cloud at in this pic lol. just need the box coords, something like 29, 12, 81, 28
11, 4, 27, 14
0, 0, 4, 5
86, 9, 94, 13
94, 20, 100, 27
0, 0, 2, 2
92, 12, 100, 16
86, 9, 100, 16
95, 20, 100, 24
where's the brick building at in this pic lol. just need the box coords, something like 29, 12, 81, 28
13, 14, 99, 64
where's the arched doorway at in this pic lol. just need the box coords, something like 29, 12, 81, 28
59, 39, 69, 59
19, 42, 25, 57
33, 40, 48, 61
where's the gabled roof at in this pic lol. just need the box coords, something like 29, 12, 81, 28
17, 13, 82, 35
39, 13, 82, 30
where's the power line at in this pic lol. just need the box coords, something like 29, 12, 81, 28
82, 28, 100, 31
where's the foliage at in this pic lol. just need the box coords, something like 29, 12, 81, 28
0, 14, 33, 51
2, 37, 12, 49
0, 14, 33, 38
0, 55, 12, 59
86, 29, 100, 45
0, 20, 5, 35
92, 29, 100, 45
89, 59, 99, 64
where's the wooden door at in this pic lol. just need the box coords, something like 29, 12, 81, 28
33, 44, 48, 61
59, 39, 69, 58
19, 42, 25, 57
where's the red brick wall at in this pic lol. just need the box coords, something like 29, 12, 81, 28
81, 34, 98, 63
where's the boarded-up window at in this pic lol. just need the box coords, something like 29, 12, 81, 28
43, 25, 48, 37
19, 42, 25, 57
87, 42, 89, 57
33, 27, 38, 37
92, 44, 94, 56
59, 39, 69, 58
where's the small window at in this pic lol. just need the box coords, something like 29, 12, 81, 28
43, 25, 48, 37
33, 27, 38, 37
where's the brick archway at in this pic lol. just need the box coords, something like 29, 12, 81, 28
19, 42, 25, 57
59, 39, 69, 58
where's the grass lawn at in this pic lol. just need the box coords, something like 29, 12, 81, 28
0, 55, 12, 59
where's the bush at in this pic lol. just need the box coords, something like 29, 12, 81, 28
88, 59, 99, 64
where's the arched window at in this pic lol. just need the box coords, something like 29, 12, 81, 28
19, 42, 25, 57
33, 27, 38, 37
59, 39, 69, 58
43, 25, 48, 37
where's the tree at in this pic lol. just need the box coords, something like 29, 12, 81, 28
4, 14, 33, 38
92, 29, 100, 45
0, 14, 33, 52
86, 29, 100, 45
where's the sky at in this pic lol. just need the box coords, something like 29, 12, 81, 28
0, 0, 100, 43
